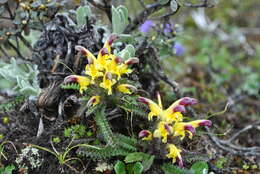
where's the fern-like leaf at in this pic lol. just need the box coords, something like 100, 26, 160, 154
94, 107, 117, 147
115, 133, 137, 152
61, 83, 80, 90
78, 146, 130, 159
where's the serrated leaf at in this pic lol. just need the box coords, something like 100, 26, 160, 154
133, 162, 143, 174
114, 161, 126, 174
170, 0, 178, 12
125, 152, 149, 163
190, 161, 208, 174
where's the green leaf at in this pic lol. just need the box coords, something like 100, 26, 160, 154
142, 155, 154, 172
124, 152, 149, 163
133, 162, 143, 174
0, 164, 15, 174
190, 161, 208, 174
118, 44, 135, 60
114, 161, 126, 174
112, 5, 129, 34
117, 34, 135, 43
76, 5, 91, 27
161, 163, 192, 174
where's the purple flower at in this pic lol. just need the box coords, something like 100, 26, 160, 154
173, 42, 185, 56
139, 20, 154, 33
163, 23, 174, 35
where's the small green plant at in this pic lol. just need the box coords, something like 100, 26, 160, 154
52, 137, 61, 144
26, 138, 99, 173
0, 58, 40, 96
215, 157, 227, 169
161, 161, 209, 174
64, 124, 87, 139
0, 164, 15, 174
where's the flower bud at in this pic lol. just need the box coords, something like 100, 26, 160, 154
87, 96, 101, 107
173, 105, 186, 113
115, 56, 123, 64
107, 34, 118, 46
198, 120, 212, 127
138, 130, 152, 140
100, 47, 109, 56
64, 75, 78, 84
125, 57, 139, 65
137, 97, 149, 105
179, 97, 197, 106
184, 124, 196, 135
117, 84, 137, 94
75, 45, 88, 55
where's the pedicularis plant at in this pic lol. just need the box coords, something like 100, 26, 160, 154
63, 34, 212, 167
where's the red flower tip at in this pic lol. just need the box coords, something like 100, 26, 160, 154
198, 120, 212, 127
137, 97, 149, 105
100, 47, 109, 56
108, 34, 118, 46
75, 45, 88, 55
125, 57, 139, 65
64, 75, 78, 84
184, 124, 196, 135
179, 97, 197, 106
173, 105, 186, 113
115, 56, 123, 64
138, 130, 150, 138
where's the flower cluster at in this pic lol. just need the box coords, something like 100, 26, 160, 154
64, 34, 138, 105
138, 93, 212, 167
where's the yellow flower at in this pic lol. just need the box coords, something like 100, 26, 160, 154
188, 120, 212, 128
64, 75, 90, 94
116, 57, 139, 79
103, 34, 118, 54
99, 72, 116, 95
166, 144, 183, 166
97, 48, 109, 70
173, 122, 196, 140
117, 84, 137, 94
153, 121, 173, 143
85, 63, 103, 83
87, 96, 101, 107
75, 45, 97, 62
137, 93, 190, 123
